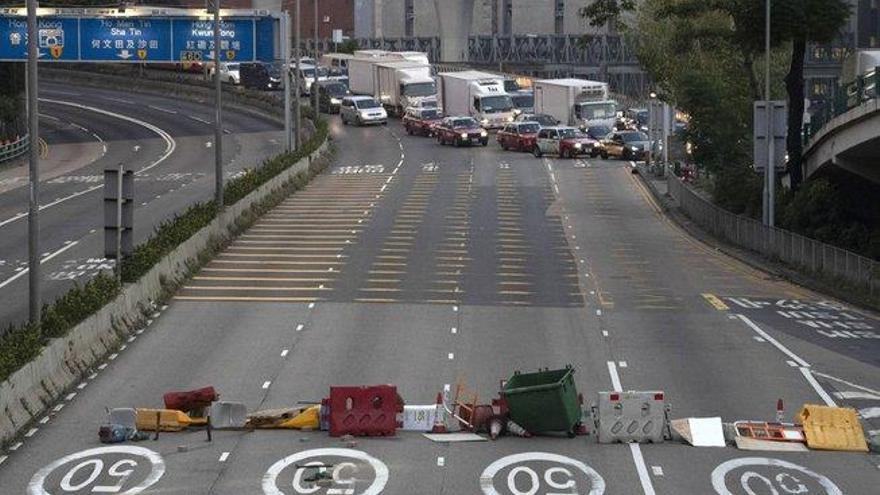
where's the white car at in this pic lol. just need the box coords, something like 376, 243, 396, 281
295, 64, 329, 96
340, 96, 388, 126
210, 62, 240, 85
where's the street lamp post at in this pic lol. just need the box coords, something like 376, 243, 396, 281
213, 0, 224, 210
763, 0, 775, 227
313, 0, 319, 115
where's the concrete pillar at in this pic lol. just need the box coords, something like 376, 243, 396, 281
374, 0, 384, 37
433, 0, 474, 61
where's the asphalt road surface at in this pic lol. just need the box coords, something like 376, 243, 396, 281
0, 81, 283, 330
1, 114, 879, 495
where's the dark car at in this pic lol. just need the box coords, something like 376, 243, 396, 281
515, 113, 559, 127
533, 126, 601, 158
240, 62, 282, 90
402, 107, 443, 136
497, 121, 540, 152
311, 80, 351, 114
585, 125, 612, 141
435, 116, 488, 147
600, 130, 651, 160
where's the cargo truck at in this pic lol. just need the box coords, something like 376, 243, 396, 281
348, 51, 431, 100
375, 61, 437, 115
534, 78, 618, 129
436, 71, 516, 129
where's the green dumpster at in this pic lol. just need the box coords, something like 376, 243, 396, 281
501, 365, 581, 436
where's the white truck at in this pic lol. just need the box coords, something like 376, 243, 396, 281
375, 61, 437, 115
348, 51, 432, 100
533, 78, 618, 129
436, 71, 516, 129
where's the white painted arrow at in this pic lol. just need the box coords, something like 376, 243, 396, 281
117, 50, 133, 60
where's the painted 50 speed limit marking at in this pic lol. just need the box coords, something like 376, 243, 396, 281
27, 446, 165, 495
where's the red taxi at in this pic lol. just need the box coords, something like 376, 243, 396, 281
533, 126, 601, 158
435, 116, 489, 147
402, 107, 443, 137
497, 121, 541, 152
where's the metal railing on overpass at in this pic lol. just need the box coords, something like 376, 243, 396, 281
666, 173, 879, 296
0, 134, 28, 164
803, 66, 879, 145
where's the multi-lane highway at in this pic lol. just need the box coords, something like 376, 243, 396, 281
1, 111, 879, 494
0, 81, 283, 329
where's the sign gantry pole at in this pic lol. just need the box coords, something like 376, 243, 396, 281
213, 0, 224, 210
26, 0, 40, 324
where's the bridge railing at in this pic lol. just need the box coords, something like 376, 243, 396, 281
803, 65, 880, 144
667, 172, 879, 296
0, 135, 28, 164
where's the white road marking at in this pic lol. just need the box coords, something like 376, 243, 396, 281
280, 349, 289, 357
262, 381, 272, 389
39, 417, 49, 424
799, 367, 837, 407
596, 309, 602, 316
436, 456, 445, 466
0, 455, 7, 465
451, 327, 457, 334
448, 352, 454, 360
813, 371, 880, 396
651, 466, 663, 476
77, 382, 87, 390
98, 363, 107, 370
0, 241, 79, 289
308, 302, 315, 309
189, 115, 213, 125
103, 96, 134, 104
453, 305, 459, 312
602, 330, 609, 337
735, 314, 809, 367
109, 353, 118, 360
10, 442, 22, 451
630, 444, 656, 495
859, 407, 880, 419
52, 404, 64, 412
295, 323, 304, 331
444, 383, 450, 392
618, 361, 628, 368
786, 360, 798, 367
24, 428, 38, 437
752, 336, 766, 342
834, 391, 880, 400
64, 393, 76, 401
148, 105, 177, 114
219, 452, 230, 462
606, 361, 622, 392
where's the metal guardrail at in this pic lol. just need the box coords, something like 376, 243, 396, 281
803, 65, 879, 144
666, 173, 879, 296
0, 135, 29, 164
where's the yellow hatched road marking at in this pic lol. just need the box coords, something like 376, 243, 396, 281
193, 276, 335, 283
354, 298, 400, 303
183, 286, 331, 291
203, 268, 339, 273
225, 247, 345, 252
360, 288, 401, 292
235, 240, 351, 246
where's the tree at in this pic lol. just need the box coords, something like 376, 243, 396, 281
580, 0, 850, 189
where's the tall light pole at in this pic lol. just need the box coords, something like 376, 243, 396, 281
312, 0, 319, 115
26, 0, 40, 324
213, 0, 224, 209
294, 0, 302, 150
763, 0, 775, 226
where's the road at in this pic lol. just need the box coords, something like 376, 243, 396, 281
0, 81, 283, 330
1, 114, 879, 494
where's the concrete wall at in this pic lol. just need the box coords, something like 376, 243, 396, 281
0, 73, 330, 447
511, 0, 554, 35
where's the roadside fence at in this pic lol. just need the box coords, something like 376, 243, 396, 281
666, 173, 879, 296
0, 134, 28, 164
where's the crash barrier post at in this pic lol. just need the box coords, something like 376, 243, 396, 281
0, 134, 29, 164
500, 365, 581, 436
595, 391, 668, 444
666, 173, 879, 297
796, 404, 869, 452
328, 385, 403, 437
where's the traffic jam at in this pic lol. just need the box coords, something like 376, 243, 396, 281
289, 50, 656, 162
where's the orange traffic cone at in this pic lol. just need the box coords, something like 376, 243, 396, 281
430, 392, 448, 433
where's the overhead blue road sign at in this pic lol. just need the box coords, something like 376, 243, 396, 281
0, 10, 278, 63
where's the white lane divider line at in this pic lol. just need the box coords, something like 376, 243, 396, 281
108, 353, 119, 360
52, 404, 64, 413
148, 105, 178, 114
450, 327, 457, 334
39, 417, 50, 425
64, 392, 76, 401
189, 115, 213, 125
280, 349, 289, 357
24, 428, 38, 438
98, 363, 108, 370
799, 367, 837, 407
436, 456, 445, 467
447, 352, 454, 360
77, 382, 88, 390
0, 240, 79, 289
9, 441, 23, 451
308, 302, 315, 309
813, 371, 880, 396
752, 336, 766, 343
596, 309, 602, 316
443, 383, 450, 392
606, 361, 622, 392
602, 330, 609, 337
834, 391, 880, 400
651, 465, 664, 476
218, 452, 230, 462
618, 361, 628, 368
0, 455, 7, 465
735, 314, 809, 367
262, 381, 272, 390
295, 324, 304, 331
786, 360, 798, 367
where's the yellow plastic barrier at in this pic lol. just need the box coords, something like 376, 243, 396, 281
278, 405, 321, 429
796, 404, 868, 452
135, 409, 206, 432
